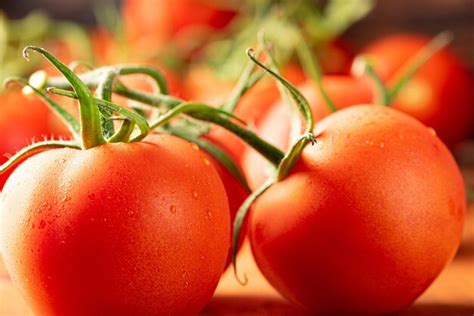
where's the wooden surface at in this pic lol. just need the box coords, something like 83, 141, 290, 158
1, 205, 473, 316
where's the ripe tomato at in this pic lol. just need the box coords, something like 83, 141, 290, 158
242, 76, 373, 189
316, 38, 355, 75
249, 105, 465, 314
202, 151, 248, 267
0, 134, 230, 315
362, 34, 474, 147
0, 90, 69, 190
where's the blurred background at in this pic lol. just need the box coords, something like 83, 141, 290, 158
1, 0, 473, 66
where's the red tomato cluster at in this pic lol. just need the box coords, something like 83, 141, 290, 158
0, 2, 471, 315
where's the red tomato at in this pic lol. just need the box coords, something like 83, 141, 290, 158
0, 134, 230, 315
242, 76, 373, 190
202, 151, 248, 267
0, 90, 69, 190
316, 38, 355, 75
249, 105, 465, 314
123, 0, 237, 52
362, 34, 474, 147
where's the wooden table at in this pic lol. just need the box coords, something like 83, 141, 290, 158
1, 207, 473, 316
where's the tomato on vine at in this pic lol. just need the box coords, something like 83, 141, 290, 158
0, 47, 232, 315
361, 33, 474, 147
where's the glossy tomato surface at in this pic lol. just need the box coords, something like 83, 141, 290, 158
0, 134, 230, 315
249, 105, 465, 314
362, 34, 474, 147
242, 76, 373, 190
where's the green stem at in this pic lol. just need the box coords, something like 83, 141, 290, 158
387, 31, 453, 103
46, 65, 169, 95
296, 39, 337, 112
95, 70, 118, 138
47, 87, 149, 142
276, 133, 315, 181
148, 102, 284, 166
222, 48, 264, 113
353, 56, 389, 106
166, 127, 251, 192
108, 120, 135, 143
247, 48, 315, 134
24, 46, 106, 149
115, 83, 181, 108
0, 140, 80, 174
232, 178, 275, 285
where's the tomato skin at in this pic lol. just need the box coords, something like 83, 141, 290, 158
249, 105, 465, 314
203, 152, 248, 267
242, 76, 373, 190
362, 34, 474, 147
146, 134, 248, 268
0, 134, 230, 315
317, 38, 355, 75
0, 91, 69, 190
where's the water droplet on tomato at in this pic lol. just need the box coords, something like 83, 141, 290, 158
427, 127, 437, 136
191, 143, 199, 151
192, 191, 198, 199
39, 220, 46, 229
206, 210, 212, 219
203, 158, 210, 166
380, 142, 385, 148
170, 205, 177, 214
62, 196, 71, 202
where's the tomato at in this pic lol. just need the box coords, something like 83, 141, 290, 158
0, 90, 69, 190
249, 105, 465, 314
123, 0, 237, 52
201, 151, 248, 267
362, 34, 474, 147
316, 38, 355, 75
0, 134, 230, 315
242, 76, 373, 190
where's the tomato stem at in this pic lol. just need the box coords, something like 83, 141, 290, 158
296, 38, 337, 113
108, 120, 135, 143
167, 127, 251, 192
95, 70, 117, 138
247, 48, 315, 134
23, 46, 107, 149
221, 48, 264, 113
47, 87, 150, 142
148, 102, 285, 166
387, 31, 453, 104
352, 56, 389, 106
232, 178, 275, 285
0, 140, 80, 174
